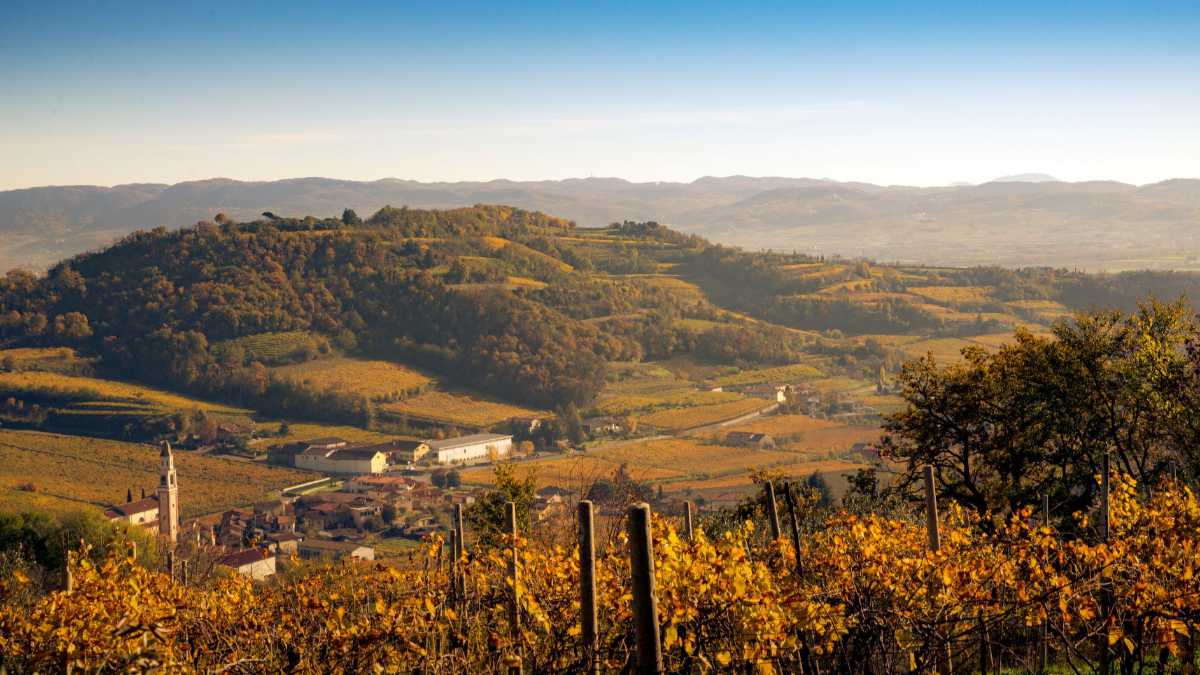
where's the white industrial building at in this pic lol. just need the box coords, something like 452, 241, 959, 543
428, 433, 513, 465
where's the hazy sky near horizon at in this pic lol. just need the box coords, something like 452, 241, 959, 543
1, 1, 1198, 190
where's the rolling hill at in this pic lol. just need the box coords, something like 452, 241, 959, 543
3, 176, 1199, 271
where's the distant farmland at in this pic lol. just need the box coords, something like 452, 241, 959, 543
0, 429, 314, 518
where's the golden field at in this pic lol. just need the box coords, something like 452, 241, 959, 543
460, 435, 856, 504
715, 414, 841, 438
0, 371, 246, 414
805, 376, 872, 394
263, 421, 397, 445
381, 389, 545, 428
906, 285, 994, 304
709, 363, 824, 387
591, 438, 800, 477
593, 380, 744, 416
775, 425, 880, 454
459, 454, 681, 491
272, 357, 434, 399
639, 398, 770, 431
667, 459, 866, 503
895, 337, 980, 362
0, 347, 87, 369
0, 429, 315, 518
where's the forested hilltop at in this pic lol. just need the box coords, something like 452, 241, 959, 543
3, 204, 1200, 428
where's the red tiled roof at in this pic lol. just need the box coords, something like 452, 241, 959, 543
106, 497, 159, 517
217, 548, 272, 568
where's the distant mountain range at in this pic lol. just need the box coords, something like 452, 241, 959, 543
2, 175, 1199, 271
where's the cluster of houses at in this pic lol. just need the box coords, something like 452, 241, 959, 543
719, 381, 882, 422
267, 433, 514, 475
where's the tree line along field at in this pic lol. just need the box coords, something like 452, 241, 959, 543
0, 429, 314, 518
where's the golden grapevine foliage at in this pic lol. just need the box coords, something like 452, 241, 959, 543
3, 473, 1200, 672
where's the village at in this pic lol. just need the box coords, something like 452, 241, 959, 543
102, 430, 579, 580
97, 374, 886, 581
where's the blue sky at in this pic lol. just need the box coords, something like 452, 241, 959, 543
1, 1, 1198, 189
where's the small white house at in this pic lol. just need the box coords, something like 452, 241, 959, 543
428, 433, 513, 465
217, 548, 276, 580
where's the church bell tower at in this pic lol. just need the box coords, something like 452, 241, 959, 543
157, 440, 179, 544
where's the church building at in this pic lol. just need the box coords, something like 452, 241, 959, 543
104, 440, 180, 544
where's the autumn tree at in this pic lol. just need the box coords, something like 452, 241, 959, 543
882, 299, 1200, 524
464, 464, 536, 546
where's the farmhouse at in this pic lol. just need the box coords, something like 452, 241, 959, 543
298, 539, 375, 562
267, 437, 348, 467
216, 548, 276, 580
740, 384, 790, 403
267, 532, 301, 555
725, 431, 776, 449
344, 475, 417, 494
294, 446, 388, 475
582, 416, 624, 436
428, 433, 513, 465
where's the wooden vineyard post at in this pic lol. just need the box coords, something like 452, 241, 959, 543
978, 611, 990, 675
181, 559, 189, 586
766, 480, 782, 541
627, 503, 663, 674
448, 529, 459, 601
578, 500, 600, 674
923, 465, 940, 551
923, 465, 950, 674
1039, 493, 1049, 673
783, 483, 815, 675
454, 503, 465, 558
1099, 451, 1112, 675
62, 532, 73, 593
505, 501, 521, 643
166, 549, 175, 580
454, 503, 466, 600
1100, 451, 1110, 543
683, 500, 694, 542
783, 482, 803, 574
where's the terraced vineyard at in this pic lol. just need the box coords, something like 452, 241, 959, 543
212, 331, 327, 365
